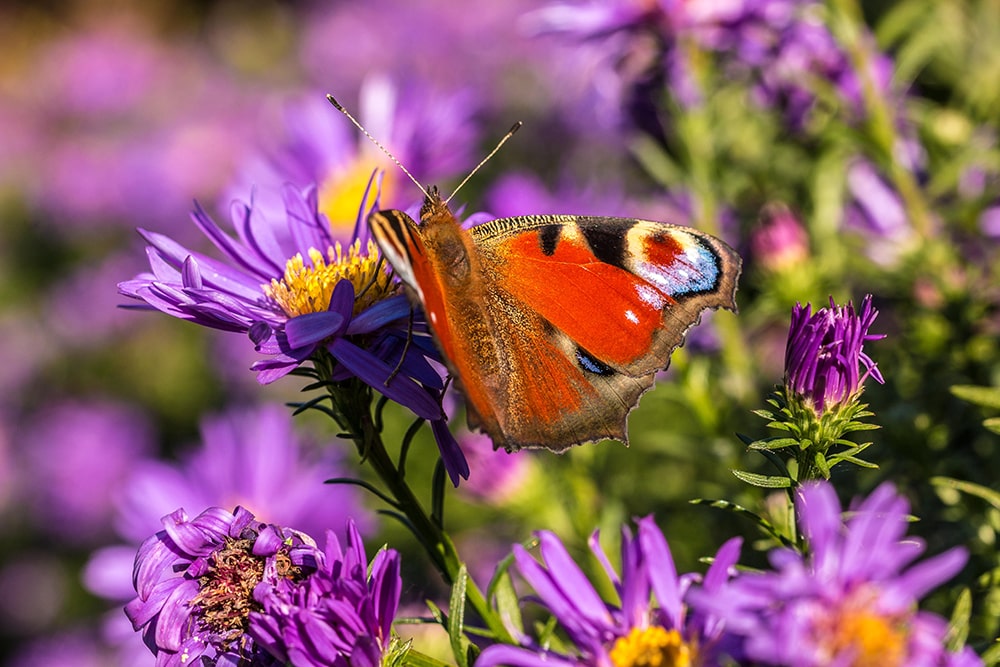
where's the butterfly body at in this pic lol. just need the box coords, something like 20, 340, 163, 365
370, 189, 741, 452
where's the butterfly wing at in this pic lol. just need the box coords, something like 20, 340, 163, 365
372, 204, 741, 453
467, 214, 741, 451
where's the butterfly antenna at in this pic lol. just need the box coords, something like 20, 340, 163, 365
445, 121, 522, 205
326, 94, 432, 200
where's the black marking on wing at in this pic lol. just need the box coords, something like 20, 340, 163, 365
538, 224, 561, 256
373, 210, 421, 262
579, 219, 632, 268
576, 346, 615, 376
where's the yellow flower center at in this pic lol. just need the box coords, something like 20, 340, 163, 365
265, 239, 394, 319
609, 627, 693, 667
318, 158, 398, 229
815, 590, 908, 667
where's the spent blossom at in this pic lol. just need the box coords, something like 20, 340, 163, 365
127, 507, 403, 667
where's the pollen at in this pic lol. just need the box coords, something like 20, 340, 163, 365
265, 239, 394, 318
609, 626, 693, 667
191, 537, 265, 646
814, 588, 908, 667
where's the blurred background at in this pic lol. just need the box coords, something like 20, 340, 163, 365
1, 0, 999, 663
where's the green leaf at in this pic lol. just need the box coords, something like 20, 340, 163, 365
951, 384, 1000, 410
756, 448, 791, 477
932, 477, 1000, 511
399, 646, 451, 667
984, 417, 1000, 435
448, 566, 470, 667
813, 450, 831, 479
945, 588, 972, 652
981, 639, 1000, 666
839, 421, 881, 433
690, 498, 795, 548
749, 437, 801, 451
731, 469, 793, 488
488, 566, 524, 637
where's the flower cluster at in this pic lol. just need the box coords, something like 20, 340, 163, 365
528, 0, 895, 129
126, 507, 401, 667
489, 482, 979, 667
692, 482, 980, 667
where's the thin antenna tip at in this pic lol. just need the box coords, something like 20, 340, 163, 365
326, 94, 344, 110
509, 121, 523, 134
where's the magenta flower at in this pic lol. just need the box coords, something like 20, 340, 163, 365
749, 203, 810, 272
16, 400, 154, 545
249, 520, 402, 667
476, 517, 743, 667
784, 294, 884, 413
527, 0, 897, 131
692, 481, 981, 667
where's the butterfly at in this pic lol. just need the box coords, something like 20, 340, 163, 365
332, 97, 741, 452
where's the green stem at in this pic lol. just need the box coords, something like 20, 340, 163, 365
828, 0, 935, 239
327, 379, 513, 645
677, 43, 754, 403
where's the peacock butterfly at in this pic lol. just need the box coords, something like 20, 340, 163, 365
330, 96, 741, 452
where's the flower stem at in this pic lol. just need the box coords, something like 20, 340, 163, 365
326, 378, 513, 644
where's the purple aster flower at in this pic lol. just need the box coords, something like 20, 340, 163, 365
15, 399, 155, 546
229, 76, 479, 236
784, 294, 884, 414
120, 177, 442, 410
16, 19, 253, 232
527, 0, 899, 133
125, 505, 322, 666
6, 629, 112, 667
477, 517, 743, 667
119, 174, 470, 483
249, 520, 402, 667
844, 159, 917, 266
693, 481, 981, 667
457, 430, 531, 503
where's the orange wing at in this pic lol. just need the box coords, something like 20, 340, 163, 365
371, 200, 741, 452
467, 215, 741, 451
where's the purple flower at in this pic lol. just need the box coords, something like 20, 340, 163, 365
84, 404, 370, 602
844, 159, 917, 265
749, 203, 810, 272
119, 179, 442, 411
6, 629, 112, 667
249, 520, 402, 667
784, 294, 884, 413
228, 76, 479, 233
693, 481, 981, 667
476, 517, 743, 667
125, 506, 321, 666
15, 400, 155, 545
457, 430, 531, 503
527, 0, 899, 131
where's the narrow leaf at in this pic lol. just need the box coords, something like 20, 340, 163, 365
951, 384, 1000, 410
731, 469, 793, 488
449, 566, 470, 667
